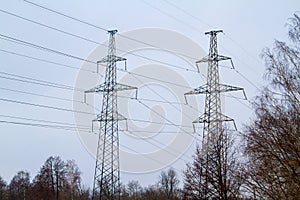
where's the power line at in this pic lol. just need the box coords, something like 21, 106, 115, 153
0, 9, 101, 45
0, 48, 97, 74
0, 33, 96, 64
0, 119, 88, 131
124, 129, 193, 164
1, 46, 196, 90
0, 71, 84, 91
22, 0, 200, 62
1, 32, 199, 74
23, 0, 109, 32
0, 97, 94, 115
0, 96, 191, 128
141, 0, 202, 33
0, 114, 89, 129
139, 0, 262, 92
161, 0, 215, 29
0, 115, 193, 173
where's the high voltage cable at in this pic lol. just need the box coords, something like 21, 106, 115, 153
0, 7, 260, 91
140, 0, 262, 91
0, 113, 196, 135
0, 116, 192, 173
23, 0, 108, 32
161, 0, 215, 29
0, 0, 253, 175
123, 73, 202, 123
0, 57, 251, 117
0, 97, 94, 115
0, 7, 199, 63
0, 119, 88, 131
12, 1, 262, 89
132, 95, 202, 143
0, 47, 194, 89
0, 114, 89, 129
0, 68, 201, 110
119, 142, 192, 175
124, 129, 194, 164
141, 0, 202, 33
0, 49, 97, 74
0, 97, 192, 128
0, 31, 198, 74
1, 52, 250, 117
0, 9, 101, 45
0, 34, 96, 64
21, 0, 200, 62
4, 2, 253, 121
0, 71, 84, 92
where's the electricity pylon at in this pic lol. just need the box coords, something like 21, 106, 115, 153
85, 30, 137, 200
185, 30, 246, 197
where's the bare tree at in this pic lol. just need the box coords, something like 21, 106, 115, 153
65, 159, 82, 199
243, 14, 300, 199
32, 156, 66, 200
0, 176, 7, 200
183, 128, 243, 199
160, 168, 180, 199
8, 171, 30, 200
126, 180, 142, 199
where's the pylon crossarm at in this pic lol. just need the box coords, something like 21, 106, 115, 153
196, 55, 209, 64
219, 84, 247, 100
192, 113, 209, 124
219, 84, 244, 93
185, 84, 208, 96
205, 30, 223, 35
95, 112, 127, 122
85, 83, 106, 93
97, 55, 126, 64
216, 54, 231, 62
115, 83, 137, 92
192, 113, 235, 124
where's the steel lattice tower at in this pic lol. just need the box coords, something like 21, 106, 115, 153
85, 30, 136, 200
185, 30, 245, 197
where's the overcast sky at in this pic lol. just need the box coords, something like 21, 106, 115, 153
0, 0, 299, 188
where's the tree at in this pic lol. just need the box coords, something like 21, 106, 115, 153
142, 184, 165, 200
159, 168, 179, 199
8, 171, 30, 200
64, 159, 82, 199
31, 156, 86, 200
32, 156, 66, 200
127, 180, 142, 199
0, 176, 7, 200
183, 127, 243, 199
243, 14, 300, 199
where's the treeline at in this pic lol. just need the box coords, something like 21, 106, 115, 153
0, 157, 182, 200
0, 156, 89, 200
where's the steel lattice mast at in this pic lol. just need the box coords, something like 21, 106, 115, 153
85, 30, 136, 200
185, 30, 245, 197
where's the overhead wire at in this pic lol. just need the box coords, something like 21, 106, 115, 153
0, 33, 97, 64
22, 0, 200, 62
0, 71, 85, 92
0, 46, 195, 90
19, 0, 264, 87
1, 0, 255, 164
141, 0, 262, 92
0, 48, 97, 74
0, 116, 192, 173
23, 0, 109, 32
0, 96, 192, 128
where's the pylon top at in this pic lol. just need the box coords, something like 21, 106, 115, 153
205, 30, 223, 35
108, 29, 118, 35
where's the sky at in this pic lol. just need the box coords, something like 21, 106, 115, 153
0, 0, 299, 188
